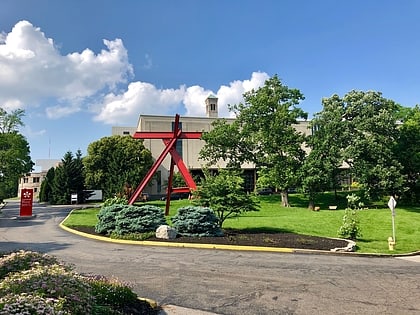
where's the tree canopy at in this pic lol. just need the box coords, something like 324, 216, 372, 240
200, 75, 307, 206
83, 135, 153, 199
192, 169, 259, 227
0, 108, 33, 201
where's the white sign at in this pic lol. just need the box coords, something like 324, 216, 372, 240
388, 196, 397, 243
388, 196, 397, 216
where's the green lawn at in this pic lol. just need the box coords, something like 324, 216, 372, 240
63, 194, 420, 254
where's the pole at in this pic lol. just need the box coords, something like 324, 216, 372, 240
391, 213, 396, 243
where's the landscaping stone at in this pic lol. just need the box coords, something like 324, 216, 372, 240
156, 225, 178, 239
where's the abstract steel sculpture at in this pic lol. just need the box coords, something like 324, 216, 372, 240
128, 114, 202, 215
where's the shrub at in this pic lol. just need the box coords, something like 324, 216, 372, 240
84, 274, 138, 310
114, 205, 166, 235
0, 250, 61, 279
102, 196, 128, 207
0, 293, 67, 314
95, 204, 127, 234
338, 208, 362, 240
171, 206, 224, 237
0, 264, 94, 314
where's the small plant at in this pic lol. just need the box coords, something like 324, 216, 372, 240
84, 274, 138, 310
0, 293, 67, 314
110, 231, 155, 241
102, 196, 128, 207
0, 264, 95, 314
0, 250, 61, 279
338, 208, 362, 240
338, 194, 363, 240
171, 206, 223, 237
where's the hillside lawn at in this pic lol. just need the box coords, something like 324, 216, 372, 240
63, 192, 420, 255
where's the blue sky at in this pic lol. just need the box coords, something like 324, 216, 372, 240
1, 0, 420, 165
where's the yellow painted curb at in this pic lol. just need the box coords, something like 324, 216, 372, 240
59, 211, 294, 253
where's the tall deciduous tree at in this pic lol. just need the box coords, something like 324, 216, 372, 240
83, 135, 153, 199
0, 108, 33, 201
232, 75, 307, 207
300, 95, 347, 209
328, 90, 404, 200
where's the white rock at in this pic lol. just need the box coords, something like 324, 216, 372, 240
155, 225, 177, 239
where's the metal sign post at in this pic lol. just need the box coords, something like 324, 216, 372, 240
387, 196, 397, 249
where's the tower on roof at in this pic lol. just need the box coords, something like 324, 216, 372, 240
205, 95, 218, 118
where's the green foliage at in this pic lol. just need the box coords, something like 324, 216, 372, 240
200, 75, 307, 206
394, 105, 420, 204
338, 209, 362, 240
0, 131, 33, 201
38, 167, 55, 202
50, 150, 85, 205
103, 196, 128, 207
0, 108, 25, 133
95, 204, 127, 234
341, 91, 404, 199
83, 135, 153, 199
172, 206, 223, 237
192, 169, 259, 227
338, 194, 363, 240
114, 205, 166, 235
84, 274, 138, 311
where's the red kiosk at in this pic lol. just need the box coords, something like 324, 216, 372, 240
20, 188, 34, 217
128, 114, 202, 215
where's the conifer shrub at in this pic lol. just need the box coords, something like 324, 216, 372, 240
95, 204, 126, 234
113, 205, 166, 235
171, 206, 224, 237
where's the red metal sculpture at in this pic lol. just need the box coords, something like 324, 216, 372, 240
128, 114, 202, 215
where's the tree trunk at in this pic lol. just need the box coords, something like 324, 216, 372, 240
280, 190, 290, 207
308, 199, 315, 211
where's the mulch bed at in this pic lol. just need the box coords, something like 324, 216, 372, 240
72, 227, 349, 251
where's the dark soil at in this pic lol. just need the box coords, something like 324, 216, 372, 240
72, 226, 349, 251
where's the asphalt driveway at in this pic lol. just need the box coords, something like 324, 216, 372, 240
1, 201, 419, 314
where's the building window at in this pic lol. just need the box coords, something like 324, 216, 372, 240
34, 188, 38, 192
210, 104, 216, 111
123, 131, 130, 135
33, 177, 40, 183
23, 178, 29, 183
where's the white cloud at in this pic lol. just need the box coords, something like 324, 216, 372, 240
93, 81, 186, 124
0, 20, 133, 116
94, 71, 269, 125
0, 20, 270, 126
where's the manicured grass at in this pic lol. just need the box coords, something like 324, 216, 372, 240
63, 195, 420, 254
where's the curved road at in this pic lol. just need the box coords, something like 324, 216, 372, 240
1, 201, 419, 315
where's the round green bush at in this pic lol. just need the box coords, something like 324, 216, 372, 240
171, 206, 223, 237
95, 204, 127, 234
113, 205, 166, 235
